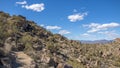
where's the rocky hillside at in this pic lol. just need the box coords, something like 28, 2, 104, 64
0, 11, 120, 68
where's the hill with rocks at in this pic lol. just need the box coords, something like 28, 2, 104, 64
0, 11, 120, 68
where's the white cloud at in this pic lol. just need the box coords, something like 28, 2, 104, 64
82, 33, 90, 37
22, 3, 45, 12
80, 33, 98, 40
98, 31, 120, 39
68, 12, 87, 22
87, 28, 102, 33
84, 22, 120, 33
16, 1, 27, 5
59, 30, 70, 35
46, 26, 61, 30
97, 23, 119, 29
40, 24, 44, 27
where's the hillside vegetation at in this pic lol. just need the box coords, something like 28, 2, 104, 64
0, 11, 120, 68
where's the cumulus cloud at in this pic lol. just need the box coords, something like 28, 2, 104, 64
46, 26, 61, 30
59, 30, 70, 35
68, 12, 88, 22
16, 1, 27, 5
16, 1, 45, 12
22, 3, 45, 12
84, 22, 120, 33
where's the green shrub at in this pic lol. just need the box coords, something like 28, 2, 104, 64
67, 59, 85, 68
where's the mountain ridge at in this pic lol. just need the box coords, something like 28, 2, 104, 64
80, 39, 113, 44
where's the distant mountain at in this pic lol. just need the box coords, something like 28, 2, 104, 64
80, 40, 113, 44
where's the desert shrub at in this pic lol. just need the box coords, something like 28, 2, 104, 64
0, 11, 10, 18
46, 42, 56, 53
67, 59, 85, 68
19, 35, 33, 43
0, 23, 11, 40
24, 42, 33, 51
12, 15, 25, 21
46, 42, 61, 54
19, 35, 33, 51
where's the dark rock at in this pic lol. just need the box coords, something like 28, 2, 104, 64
0, 57, 12, 68
64, 64, 73, 68
49, 58, 58, 68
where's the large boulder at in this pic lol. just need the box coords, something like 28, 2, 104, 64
4, 37, 15, 55
11, 52, 36, 68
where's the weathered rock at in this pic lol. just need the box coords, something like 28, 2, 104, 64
41, 55, 50, 64
4, 37, 14, 55
57, 63, 64, 68
0, 57, 11, 68
49, 58, 58, 68
64, 64, 73, 68
11, 52, 36, 68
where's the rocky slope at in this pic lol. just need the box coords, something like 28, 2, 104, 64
0, 11, 120, 68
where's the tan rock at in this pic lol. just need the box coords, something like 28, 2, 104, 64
14, 52, 35, 68
57, 63, 64, 68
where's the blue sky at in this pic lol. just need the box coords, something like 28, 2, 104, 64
0, 0, 120, 40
